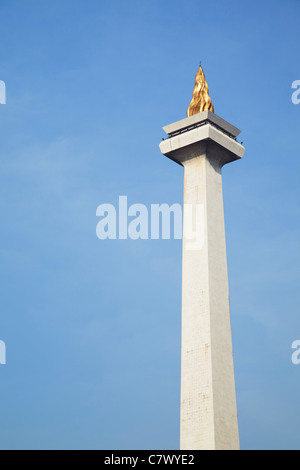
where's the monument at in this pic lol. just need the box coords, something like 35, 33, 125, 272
159, 66, 245, 450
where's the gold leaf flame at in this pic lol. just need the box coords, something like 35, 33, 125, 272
187, 66, 214, 117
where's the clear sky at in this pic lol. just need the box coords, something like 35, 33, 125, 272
0, 0, 299, 450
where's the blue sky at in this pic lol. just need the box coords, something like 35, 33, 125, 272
0, 0, 299, 450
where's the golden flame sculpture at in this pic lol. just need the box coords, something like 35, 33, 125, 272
187, 65, 214, 117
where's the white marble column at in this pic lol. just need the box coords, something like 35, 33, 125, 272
159, 111, 245, 450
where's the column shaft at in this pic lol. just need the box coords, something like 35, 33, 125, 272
180, 145, 239, 450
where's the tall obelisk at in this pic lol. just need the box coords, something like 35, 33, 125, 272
159, 67, 245, 451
